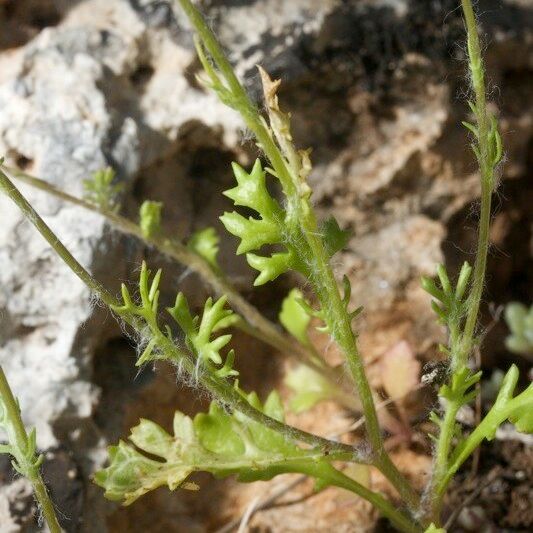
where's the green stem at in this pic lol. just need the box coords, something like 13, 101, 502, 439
176, 0, 419, 510
456, 0, 493, 370
6, 166, 358, 411
430, 1, 499, 522
430, 399, 461, 522
0, 167, 360, 461
0, 169, 115, 306
430, 321, 462, 521
177, 0, 298, 198
306, 463, 421, 533
436, 366, 532, 503
308, 258, 420, 509
152, 325, 364, 459
0, 368, 62, 533
5, 166, 296, 354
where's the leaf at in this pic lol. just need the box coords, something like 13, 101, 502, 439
187, 227, 220, 271
498, 366, 533, 434
449, 365, 533, 475
246, 250, 297, 286
0, 395, 44, 480
139, 200, 163, 238
220, 159, 304, 285
424, 525, 446, 533
321, 216, 351, 257
380, 341, 420, 402
504, 302, 533, 358
285, 365, 338, 413
220, 160, 283, 255
167, 293, 239, 377
439, 367, 481, 406
279, 289, 311, 345
95, 392, 328, 505
225, 160, 282, 215
195, 403, 246, 455
220, 212, 281, 255
94, 424, 197, 505
421, 262, 472, 327
83, 167, 123, 212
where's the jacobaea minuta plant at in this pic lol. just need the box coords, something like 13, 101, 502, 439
0, 0, 531, 531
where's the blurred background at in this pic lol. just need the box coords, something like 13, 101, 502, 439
0, 0, 531, 531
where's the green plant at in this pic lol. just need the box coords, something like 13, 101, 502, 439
504, 302, 533, 358
83, 166, 123, 212
0, 367, 61, 533
6, 160, 340, 388
0, 1, 531, 531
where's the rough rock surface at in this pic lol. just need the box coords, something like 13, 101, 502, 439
0, 0, 530, 531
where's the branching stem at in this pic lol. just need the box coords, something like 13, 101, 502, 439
176, 0, 419, 511
6, 166, 356, 408
301, 463, 421, 533
0, 167, 360, 462
430, 0, 499, 522
0, 166, 422, 529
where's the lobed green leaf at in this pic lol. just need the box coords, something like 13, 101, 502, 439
167, 293, 239, 377
95, 391, 328, 505
220, 159, 303, 285
321, 216, 351, 258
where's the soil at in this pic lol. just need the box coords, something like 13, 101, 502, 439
445, 441, 533, 532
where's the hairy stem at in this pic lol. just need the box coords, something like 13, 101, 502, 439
5, 167, 298, 354
0, 169, 115, 306
6, 166, 358, 409
176, 0, 419, 510
456, 0, 494, 370
307, 463, 421, 533
0, 167, 359, 461
0, 368, 61, 533
430, 0, 498, 522
437, 386, 530, 498
430, 400, 461, 521
177, 0, 298, 198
